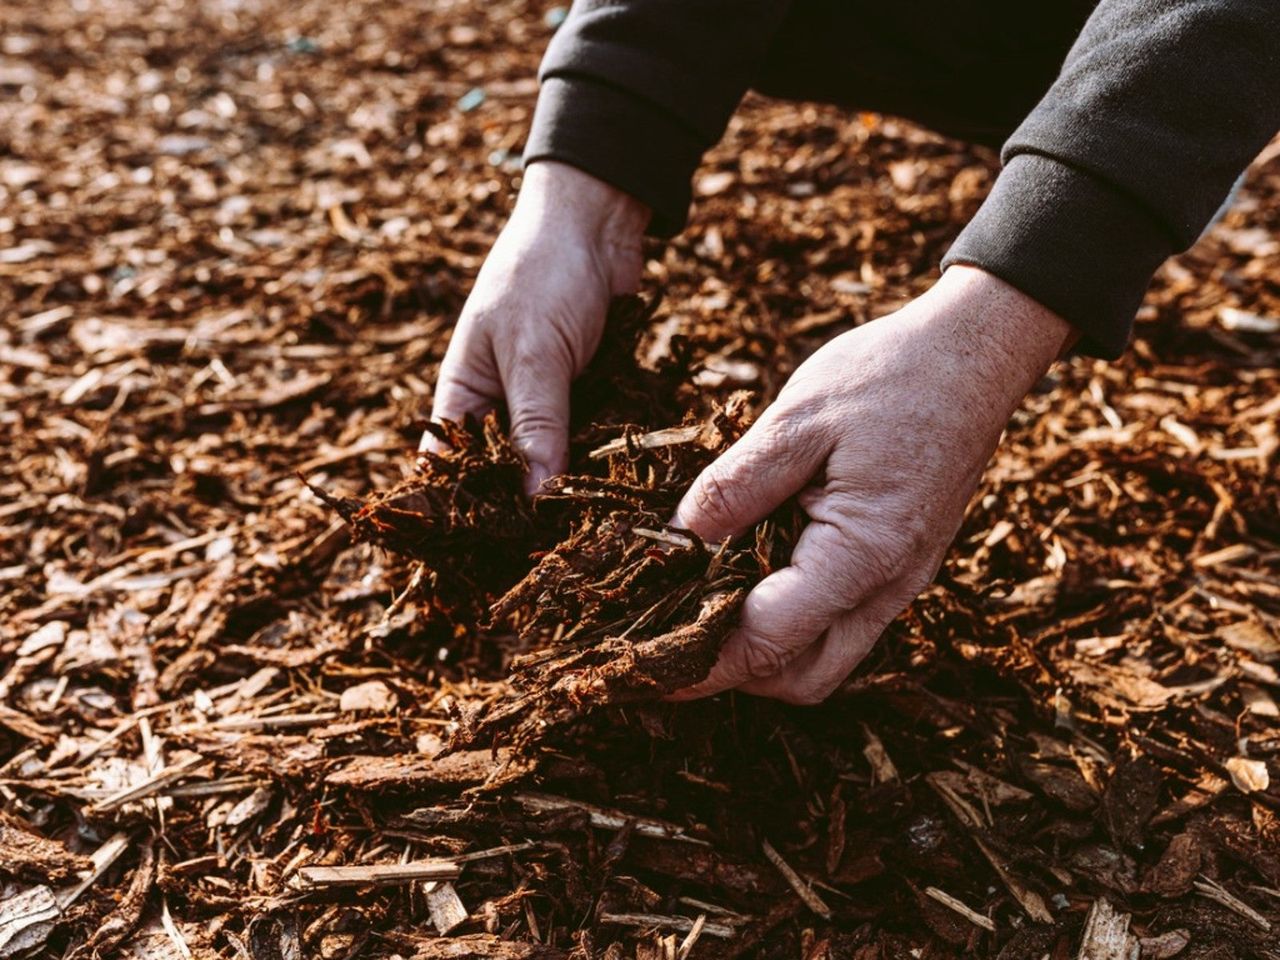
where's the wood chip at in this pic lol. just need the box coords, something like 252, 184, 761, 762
339, 680, 398, 713
0, 886, 60, 957
861, 724, 899, 784
295, 860, 460, 889
426, 881, 469, 934
1136, 929, 1191, 960
1076, 898, 1137, 960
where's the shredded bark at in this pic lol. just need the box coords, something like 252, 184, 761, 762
0, 0, 1278, 956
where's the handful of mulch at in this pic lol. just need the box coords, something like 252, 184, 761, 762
308, 413, 538, 621
312, 299, 799, 748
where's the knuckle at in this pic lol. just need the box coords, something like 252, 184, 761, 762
739, 638, 791, 680
508, 407, 561, 440
690, 469, 739, 526
897, 509, 936, 558
820, 522, 895, 593
828, 516, 915, 591
459, 303, 502, 337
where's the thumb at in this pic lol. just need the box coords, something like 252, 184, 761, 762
502, 355, 572, 497
672, 406, 827, 543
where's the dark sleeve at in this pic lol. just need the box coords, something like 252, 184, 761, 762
523, 0, 795, 236
941, 0, 1280, 357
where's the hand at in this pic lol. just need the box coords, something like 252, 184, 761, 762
427, 161, 650, 494
670, 266, 1076, 704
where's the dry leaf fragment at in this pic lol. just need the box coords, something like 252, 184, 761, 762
1218, 620, 1280, 662
862, 725, 899, 784
1224, 756, 1270, 794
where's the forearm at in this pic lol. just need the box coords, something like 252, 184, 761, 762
524, 0, 795, 235
902, 266, 1077, 430
944, 0, 1280, 357
516, 162, 650, 264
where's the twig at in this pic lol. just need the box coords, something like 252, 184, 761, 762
168, 712, 339, 734
55, 833, 131, 909
516, 793, 709, 845
160, 897, 193, 960
1194, 876, 1272, 932
761, 839, 831, 920
928, 775, 1053, 923
295, 842, 525, 891
89, 755, 204, 814
589, 425, 702, 459
676, 914, 708, 959
600, 913, 735, 939
453, 841, 540, 863
925, 887, 995, 933
676, 897, 751, 923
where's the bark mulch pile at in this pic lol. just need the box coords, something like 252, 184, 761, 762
2, 1, 1279, 958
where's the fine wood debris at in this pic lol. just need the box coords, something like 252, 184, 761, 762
1, 0, 1278, 957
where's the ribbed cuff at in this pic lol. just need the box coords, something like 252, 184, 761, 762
941, 153, 1176, 358
524, 76, 703, 238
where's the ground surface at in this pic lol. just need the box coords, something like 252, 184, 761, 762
2, 1, 1279, 958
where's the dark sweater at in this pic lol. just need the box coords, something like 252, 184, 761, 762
523, 0, 1280, 357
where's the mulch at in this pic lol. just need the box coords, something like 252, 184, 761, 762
1, 1, 1278, 958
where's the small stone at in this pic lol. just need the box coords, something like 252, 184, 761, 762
456, 87, 486, 113
156, 134, 212, 156
696, 171, 735, 197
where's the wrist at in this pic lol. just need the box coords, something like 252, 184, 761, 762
923, 265, 1077, 395
517, 160, 650, 247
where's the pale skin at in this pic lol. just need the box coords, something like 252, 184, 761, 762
428, 161, 1077, 704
